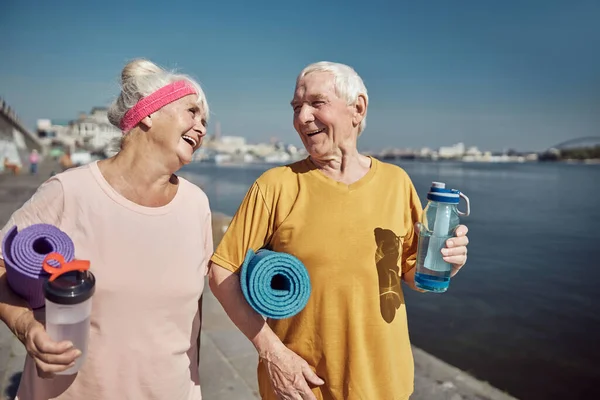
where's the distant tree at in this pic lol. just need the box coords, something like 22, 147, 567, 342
560, 146, 600, 160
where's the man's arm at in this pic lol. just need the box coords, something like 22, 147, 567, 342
208, 262, 283, 355
208, 261, 324, 399
402, 267, 425, 292
401, 224, 470, 292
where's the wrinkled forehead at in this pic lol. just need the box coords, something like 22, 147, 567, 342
164, 93, 208, 118
293, 72, 337, 101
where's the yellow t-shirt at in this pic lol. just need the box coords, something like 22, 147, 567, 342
211, 156, 423, 400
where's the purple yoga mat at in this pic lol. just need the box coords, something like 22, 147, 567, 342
2, 224, 75, 309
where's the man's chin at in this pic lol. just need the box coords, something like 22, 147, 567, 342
307, 145, 337, 159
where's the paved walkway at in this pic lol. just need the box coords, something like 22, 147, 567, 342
0, 163, 518, 400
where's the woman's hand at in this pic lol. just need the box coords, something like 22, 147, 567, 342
262, 343, 324, 400
18, 316, 81, 379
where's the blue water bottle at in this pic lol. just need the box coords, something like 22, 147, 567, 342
414, 182, 470, 293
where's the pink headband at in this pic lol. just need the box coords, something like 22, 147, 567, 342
120, 80, 198, 132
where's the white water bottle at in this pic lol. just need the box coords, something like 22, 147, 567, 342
43, 261, 95, 375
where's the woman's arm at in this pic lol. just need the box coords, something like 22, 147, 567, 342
0, 179, 80, 377
0, 260, 80, 378
0, 259, 35, 343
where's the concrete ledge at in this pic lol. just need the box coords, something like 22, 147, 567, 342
411, 346, 517, 400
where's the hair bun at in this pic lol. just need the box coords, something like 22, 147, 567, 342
120, 59, 163, 83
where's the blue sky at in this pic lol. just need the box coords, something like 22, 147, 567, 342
1, 0, 598, 152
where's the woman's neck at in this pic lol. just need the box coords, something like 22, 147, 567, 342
98, 145, 179, 207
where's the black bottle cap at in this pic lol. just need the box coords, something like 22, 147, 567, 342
44, 270, 96, 305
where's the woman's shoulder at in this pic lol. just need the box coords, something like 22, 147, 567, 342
0, 177, 66, 236
50, 162, 96, 186
178, 176, 210, 206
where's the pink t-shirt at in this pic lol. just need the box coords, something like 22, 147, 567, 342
0, 161, 212, 400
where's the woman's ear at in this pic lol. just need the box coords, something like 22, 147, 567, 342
139, 115, 152, 129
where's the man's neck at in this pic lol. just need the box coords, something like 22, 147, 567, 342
310, 146, 371, 185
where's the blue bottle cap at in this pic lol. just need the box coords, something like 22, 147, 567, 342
426, 182, 471, 216
427, 182, 460, 204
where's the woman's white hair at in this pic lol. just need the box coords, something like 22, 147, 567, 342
297, 61, 368, 135
107, 58, 209, 130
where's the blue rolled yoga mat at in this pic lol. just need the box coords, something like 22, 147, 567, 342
240, 249, 311, 319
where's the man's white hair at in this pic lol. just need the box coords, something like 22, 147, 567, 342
297, 61, 368, 135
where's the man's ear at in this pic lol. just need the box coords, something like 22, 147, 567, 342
352, 94, 367, 128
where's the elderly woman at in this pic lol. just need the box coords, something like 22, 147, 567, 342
209, 62, 470, 400
0, 59, 212, 399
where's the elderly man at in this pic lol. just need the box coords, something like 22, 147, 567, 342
209, 62, 470, 400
